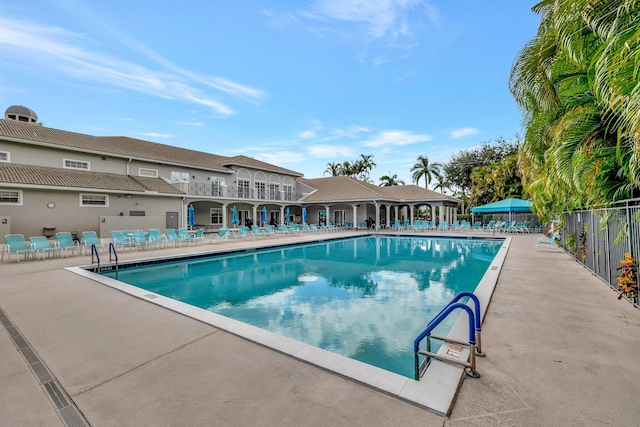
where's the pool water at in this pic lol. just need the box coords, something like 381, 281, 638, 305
101, 236, 502, 378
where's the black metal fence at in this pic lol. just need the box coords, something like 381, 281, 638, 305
560, 201, 640, 308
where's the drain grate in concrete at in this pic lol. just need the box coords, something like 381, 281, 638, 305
0, 304, 91, 427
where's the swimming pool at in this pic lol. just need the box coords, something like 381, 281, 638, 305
99, 236, 502, 378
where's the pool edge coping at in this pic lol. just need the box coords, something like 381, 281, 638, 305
66, 233, 511, 416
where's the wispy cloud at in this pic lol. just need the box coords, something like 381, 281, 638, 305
289, 0, 439, 43
137, 132, 174, 138
449, 127, 480, 139
0, 16, 264, 116
177, 121, 204, 127
256, 151, 308, 164
362, 130, 431, 147
308, 145, 356, 158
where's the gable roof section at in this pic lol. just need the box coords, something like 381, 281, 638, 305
298, 176, 460, 204
222, 155, 303, 177
0, 163, 184, 194
0, 119, 303, 176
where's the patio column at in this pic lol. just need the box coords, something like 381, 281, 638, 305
431, 205, 436, 223
386, 205, 391, 228
439, 204, 445, 225
252, 205, 257, 226
394, 206, 399, 222
453, 207, 458, 223
280, 206, 285, 224
221, 203, 228, 228
375, 203, 381, 230
352, 204, 358, 228
409, 204, 415, 226
324, 205, 331, 225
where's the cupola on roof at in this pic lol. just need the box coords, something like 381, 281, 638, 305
5, 105, 38, 124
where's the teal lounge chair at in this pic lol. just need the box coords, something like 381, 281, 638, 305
2, 234, 35, 262
148, 229, 167, 248
251, 225, 266, 238
165, 229, 180, 247
178, 228, 202, 245
82, 231, 105, 255
55, 232, 81, 257
111, 230, 133, 251
536, 232, 559, 251
438, 221, 448, 231
131, 230, 150, 250
210, 228, 230, 243
30, 236, 59, 260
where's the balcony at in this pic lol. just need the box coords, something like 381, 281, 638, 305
186, 183, 302, 202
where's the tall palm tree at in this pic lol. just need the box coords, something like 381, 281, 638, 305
379, 173, 405, 187
410, 155, 442, 189
324, 162, 342, 176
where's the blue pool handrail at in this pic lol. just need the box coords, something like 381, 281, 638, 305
413, 292, 485, 380
91, 243, 100, 266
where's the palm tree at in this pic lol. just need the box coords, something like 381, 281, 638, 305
411, 155, 442, 189
324, 162, 342, 176
379, 173, 405, 187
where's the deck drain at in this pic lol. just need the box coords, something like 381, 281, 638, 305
491, 266, 498, 270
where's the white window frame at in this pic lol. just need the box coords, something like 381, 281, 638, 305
64, 158, 90, 170
138, 168, 158, 178
79, 193, 109, 207
269, 183, 279, 199
0, 151, 9, 162
171, 171, 190, 183
255, 181, 266, 199
284, 185, 293, 201
238, 179, 250, 198
0, 189, 22, 205
210, 208, 223, 225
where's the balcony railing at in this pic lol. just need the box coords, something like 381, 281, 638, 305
186, 183, 302, 202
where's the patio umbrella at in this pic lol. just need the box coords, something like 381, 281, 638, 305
188, 204, 195, 229
302, 208, 307, 224
285, 207, 290, 224
231, 206, 238, 226
261, 207, 267, 225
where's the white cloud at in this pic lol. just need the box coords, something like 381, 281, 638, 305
0, 16, 264, 116
308, 145, 355, 158
137, 132, 174, 138
304, 0, 439, 41
299, 130, 317, 139
256, 151, 307, 164
449, 127, 480, 139
362, 130, 431, 147
177, 121, 204, 127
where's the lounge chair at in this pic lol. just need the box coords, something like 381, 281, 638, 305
472, 222, 482, 232
131, 230, 150, 250
2, 234, 36, 262
536, 232, 559, 251
438, 221, 448, 231
277, 224, 290, 234
111, 230, 133, 251
82, 231, 105, 255
264, 225, 278, 236
29, 236, 59, 260
165, 229, 180, 247
209, 228, 230, 243
55, 232, 81, 257
251, 225, 266, 238
178, 228, 204, 245
148, 229, 167, 248
309, 224, 320, 232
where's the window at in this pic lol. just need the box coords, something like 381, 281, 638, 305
255, 181, 266, 199
80, 194, 108, 207
0, 151, 9, 162
64, 159, 90, 170
238, 179, 250, 198
171, 171, 190, 182
0, 190, 21, 204
284, 185, 293, 201
210, 177, 225, 196
139, 168, 158, 178
130, 211, 145, 216
210, 208, 222, 225
269, 184, 279, 199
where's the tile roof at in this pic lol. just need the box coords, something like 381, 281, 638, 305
0, 163, 184, 194
298, 176, 460, 204
0, 119, 302, 176
222, 155, 303, 177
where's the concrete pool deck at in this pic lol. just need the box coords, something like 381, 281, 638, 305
1, 231, 640, 426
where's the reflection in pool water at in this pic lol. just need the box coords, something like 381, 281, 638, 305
102, 236, 502, 378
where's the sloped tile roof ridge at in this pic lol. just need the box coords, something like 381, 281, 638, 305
222, 155, 303, 176
0, 162, 184, 194
0, 119, 229, 172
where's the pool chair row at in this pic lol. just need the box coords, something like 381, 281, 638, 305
108, 228, 207, 251
2, 232, 87, 262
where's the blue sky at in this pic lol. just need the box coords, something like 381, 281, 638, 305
0, 1, 540, 188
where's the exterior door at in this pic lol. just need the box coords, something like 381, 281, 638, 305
166, 212, 178, 229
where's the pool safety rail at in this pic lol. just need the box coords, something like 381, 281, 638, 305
413, 292, 485, 380
91, 243, 118, 273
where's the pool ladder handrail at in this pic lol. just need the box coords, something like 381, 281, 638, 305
413, 292, 485, 380
91, 243, 118, 273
